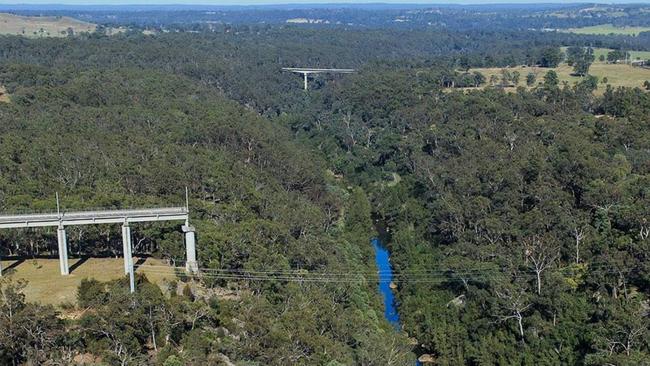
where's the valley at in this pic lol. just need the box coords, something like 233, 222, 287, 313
0, 2, 648, 365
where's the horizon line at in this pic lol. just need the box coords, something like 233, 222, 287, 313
1, 1, 650, 7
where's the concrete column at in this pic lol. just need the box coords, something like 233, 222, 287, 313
122, 223, 132, 275
57, 225, 69, 275
183, 223, 198, 273
128, 258, 135, 293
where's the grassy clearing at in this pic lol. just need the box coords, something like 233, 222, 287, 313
0, 257, 176, 305
561, 47, 650, 63
563, 24, 650, 36
469, 63, 650, 94
0, 12, 95, 37
0, 85, 8, 103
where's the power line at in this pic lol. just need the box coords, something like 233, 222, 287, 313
138, 260, 638, 276
134, 263, 637, 284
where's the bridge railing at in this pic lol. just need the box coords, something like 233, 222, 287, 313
0, 205, 187, 217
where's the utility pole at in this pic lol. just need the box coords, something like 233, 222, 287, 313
56, 192, 61, 218
185, 186, 190, 212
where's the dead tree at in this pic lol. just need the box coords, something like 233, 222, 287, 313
572, 227, 585, 264
524, 235, 559, 295
495, 284, 531, 342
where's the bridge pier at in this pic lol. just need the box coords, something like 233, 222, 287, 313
57, 225, 69, 275
122, 223, 132, 275
183, 222, 198, 273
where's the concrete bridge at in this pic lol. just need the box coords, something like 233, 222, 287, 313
282, 67, 356, 90
0, 204, 198, 292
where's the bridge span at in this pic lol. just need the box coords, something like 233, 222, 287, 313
0, 203, 198, 292
282, 67, 356, 90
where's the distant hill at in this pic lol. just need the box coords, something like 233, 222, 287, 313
1, 3, 647, 31
0, 12, 95, 37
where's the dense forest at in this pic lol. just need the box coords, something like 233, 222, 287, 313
0, 5, 649, 365
0, 58, 414, 364
294, 73, 650, 365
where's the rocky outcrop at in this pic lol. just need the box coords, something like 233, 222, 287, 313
418, 354, 436, 364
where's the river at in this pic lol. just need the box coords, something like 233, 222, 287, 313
372, 238, 421, 365
372, 238, 401, 328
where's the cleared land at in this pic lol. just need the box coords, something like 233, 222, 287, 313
469, 63, 650, 94
560, 47, 650, 62
0, 257, 177, 305
0, 12, 96, 37
563, 24, 650, 36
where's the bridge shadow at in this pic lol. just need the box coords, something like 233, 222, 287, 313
3, 254, 59, 260
134, 257, 147, 270
4, 258, 25, 272
1, 254, 154, 274
69, 256, 90, 274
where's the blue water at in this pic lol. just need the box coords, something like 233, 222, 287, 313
372, 238, 401, 328
373, 238, 421, 365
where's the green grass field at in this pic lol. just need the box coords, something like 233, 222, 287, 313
469, 63, 650, 94
0, 12, 96, 37
563, 24, 650, 36
0, 257, 177, 305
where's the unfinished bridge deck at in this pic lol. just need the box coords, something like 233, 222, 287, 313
0, 207, 189, 229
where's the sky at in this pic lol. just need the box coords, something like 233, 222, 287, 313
0, 0, 648, 5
